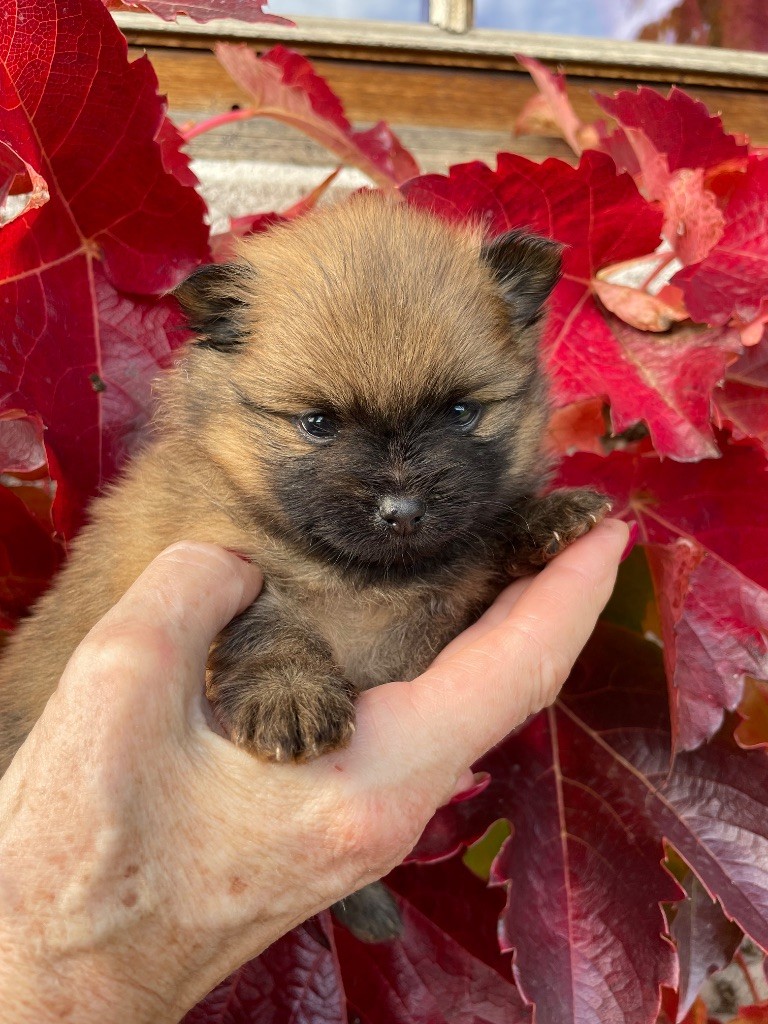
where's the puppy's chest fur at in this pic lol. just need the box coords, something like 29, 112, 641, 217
279, 571, 496, 688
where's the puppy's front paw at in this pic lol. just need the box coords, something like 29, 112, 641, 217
539, 489, 613, 560
208, 671, 357, 763
508, 488, 612, 574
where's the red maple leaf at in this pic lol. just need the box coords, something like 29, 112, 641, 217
413, 624, 768, 1024
0, 0, 208, 536
513, 55, 598, 155
183, 917, 345, 1024
403, 152, 740, 460
671, 874, 743, 1021
596, 87, 749, 178
558, 445, 768, 750
594, 87, 749, 269
213, 45, 419, 190
673, 159, 768, 327
185, 861, 530, 1024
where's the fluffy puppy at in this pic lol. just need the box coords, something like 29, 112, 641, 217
0, 194, 608, 941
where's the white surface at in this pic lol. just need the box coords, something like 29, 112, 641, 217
191, 158, 370, 234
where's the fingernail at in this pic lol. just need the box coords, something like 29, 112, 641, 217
224, 547, 253, 564
620, 521, 640, 562
451, 771, 491, 803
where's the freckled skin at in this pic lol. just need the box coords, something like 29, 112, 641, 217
0, 195, 608, 941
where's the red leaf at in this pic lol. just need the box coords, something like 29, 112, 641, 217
386, 857, 512, 980
156, 117, 202, 188
187, 866, 530, 1024
514, 55, 598, 155
0, 140, 48, 224
662, 168, 725, 266
0, 412, 47, 475
214, 45, 419, 190
557, 309, 738, 461
596, 89, 746, 267
715, 341, 768, 455
598, 122, 641, 178
596, 87, 748, 178
0, 0, 208, 535
104, 0, 292, 24
415, 625, 768, 1024
672, 874, 743, 1021
415, 627, 681, 1024
673, 159, 768, 327
337, 883, 530, 1024
183, 917, 345, 1024
403, 151, 736, 460
558, 445, 768, 749
0, 484, 61, 631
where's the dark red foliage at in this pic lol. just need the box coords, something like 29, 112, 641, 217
558, 446, 768, 750
413, 625, 768, 1023
672, 875, 743, 1021
186, 864, 530, 1024
183, 917, 345, 1024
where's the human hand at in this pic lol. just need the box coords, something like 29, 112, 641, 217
0, 519, 628, 1024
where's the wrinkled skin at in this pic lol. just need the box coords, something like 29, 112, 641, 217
0, 523, 626, 1024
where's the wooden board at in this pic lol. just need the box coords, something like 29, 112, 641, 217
137, 45, 768, 169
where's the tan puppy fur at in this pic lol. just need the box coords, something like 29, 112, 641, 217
0, 194, 607, 940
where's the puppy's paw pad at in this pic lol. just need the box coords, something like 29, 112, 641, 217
214, 677, 357, 763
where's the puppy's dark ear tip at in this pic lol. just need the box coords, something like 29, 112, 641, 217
481, 230, 563, 329
173, 262, 249, 352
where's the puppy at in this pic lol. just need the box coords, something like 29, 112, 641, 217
0, 194, 608, 941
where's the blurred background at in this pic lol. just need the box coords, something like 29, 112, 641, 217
264, 0, 768, 51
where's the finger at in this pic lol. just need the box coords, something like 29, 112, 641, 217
78, 542, 262, 688
429, 574, 535, 666
354, 518, 627, 782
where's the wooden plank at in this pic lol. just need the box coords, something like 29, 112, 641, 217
117, 13, 768, 86
139, 46, 768, 153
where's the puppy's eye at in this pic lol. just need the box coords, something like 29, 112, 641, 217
297, 412, 340, 442
445, 400, 483, 432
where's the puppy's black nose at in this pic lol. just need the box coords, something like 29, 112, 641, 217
378, 495, 426, 536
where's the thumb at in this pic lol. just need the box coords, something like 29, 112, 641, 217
74, 542, 262, 699
349, 518, 626, 788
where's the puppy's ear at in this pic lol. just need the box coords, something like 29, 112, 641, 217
173, 263, 250, 352
481, 231, 563, 329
